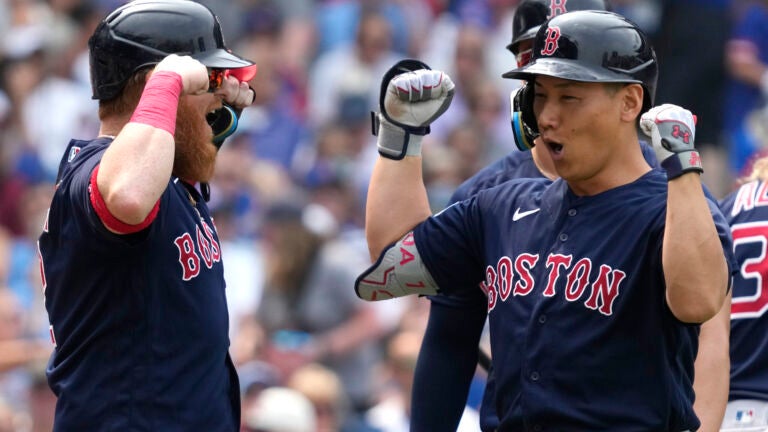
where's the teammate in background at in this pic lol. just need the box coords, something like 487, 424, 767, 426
356, 10, 735, 430
37, 1, 257, 430
412, 1, 733, 430
719, 157, 768, 430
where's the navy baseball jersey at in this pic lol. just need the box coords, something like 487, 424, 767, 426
414, 169, 734, 430
426, 142, 659, 430
39, 138, 239, 431
720, 179, 768, 402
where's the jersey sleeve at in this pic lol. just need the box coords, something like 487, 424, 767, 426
65, 149, 113, 236
88, 165, 160, 234
61, 145, 158, 242
413, 198, 486, 296
709, 196, 739, 284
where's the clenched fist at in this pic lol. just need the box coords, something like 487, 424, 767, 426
640, 103, 702, 180
374, 61, 455, 160
153, 54, 209, 95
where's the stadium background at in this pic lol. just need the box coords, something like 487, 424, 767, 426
0, 0, 763, 430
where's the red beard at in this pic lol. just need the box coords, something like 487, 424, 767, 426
172, 98, 217, 183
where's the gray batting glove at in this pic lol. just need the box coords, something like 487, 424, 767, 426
639, 104, 702, 180
377, 69, 455, 159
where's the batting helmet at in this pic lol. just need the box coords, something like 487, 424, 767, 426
503, 10, 658, 112
508, 0, 610, 54
88, 0, 257, 100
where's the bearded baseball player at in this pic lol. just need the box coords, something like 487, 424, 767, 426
412, 0, 734, 430
38, 1, 256, 430
356, 10, 736, 431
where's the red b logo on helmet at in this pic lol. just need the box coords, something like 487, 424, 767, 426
549, 0, 568, 17
541, 26, 561, 56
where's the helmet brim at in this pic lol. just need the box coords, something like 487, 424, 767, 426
502, 57, 641, 85
227, 64, 258, 82
194, 49, 256, 77
507, 27, 539, 54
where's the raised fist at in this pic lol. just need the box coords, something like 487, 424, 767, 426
384, 69, 455, 127
153, 54, 209, 95
375, 66, 455, 160
639, 104, 702, 179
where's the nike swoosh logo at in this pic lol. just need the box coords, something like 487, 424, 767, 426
513, 208, 540, 221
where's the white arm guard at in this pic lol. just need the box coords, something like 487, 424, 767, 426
355, 232, 439, 301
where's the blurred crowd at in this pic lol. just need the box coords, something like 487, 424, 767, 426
0, 0, 766, 431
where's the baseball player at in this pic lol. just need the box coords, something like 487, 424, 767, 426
413, 1, 733, 430
37, 1, 256, 430
357, 10, 735, 430
719, 157, 768, 431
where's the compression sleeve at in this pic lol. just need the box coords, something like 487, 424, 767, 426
410, 298, 487, 431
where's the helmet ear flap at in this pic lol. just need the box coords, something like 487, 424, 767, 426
519, 82, 538, 134
510, 82, 539, 151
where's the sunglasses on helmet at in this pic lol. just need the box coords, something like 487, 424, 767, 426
207, 65, 259, 92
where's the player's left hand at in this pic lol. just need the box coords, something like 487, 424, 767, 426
214, 75, 254, 109
639, 103, 703, 180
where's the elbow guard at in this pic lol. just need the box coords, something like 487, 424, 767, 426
355, 232, 439, 301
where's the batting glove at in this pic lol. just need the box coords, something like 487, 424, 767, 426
374, 61, 455, 160
639, 104, 702, 180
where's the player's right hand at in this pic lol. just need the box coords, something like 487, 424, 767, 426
376, 68, 455, 160
153, 54, 209, 96
384, 69, 455, 128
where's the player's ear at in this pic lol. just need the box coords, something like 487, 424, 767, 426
619, 83, 643, 123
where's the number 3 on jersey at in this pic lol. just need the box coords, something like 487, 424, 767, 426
731, 221, 768, 319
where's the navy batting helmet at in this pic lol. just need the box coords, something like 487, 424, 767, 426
503, 10, 658, 112
89, 0, 257, 100
508, 0, 610, 54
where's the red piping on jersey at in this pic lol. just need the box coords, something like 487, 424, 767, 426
89, 165, 160, 234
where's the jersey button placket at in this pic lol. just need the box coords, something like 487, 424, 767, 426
559, 233, 568, 242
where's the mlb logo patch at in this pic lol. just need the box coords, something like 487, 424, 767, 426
736, 409, 754, 424
68, 146, 81, 162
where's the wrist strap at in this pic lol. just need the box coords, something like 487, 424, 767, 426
372, 112, 423, 160
662, 150, 703, 180
130, 71, 183, 135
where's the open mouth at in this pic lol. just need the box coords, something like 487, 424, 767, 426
545, 139, 564, 157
